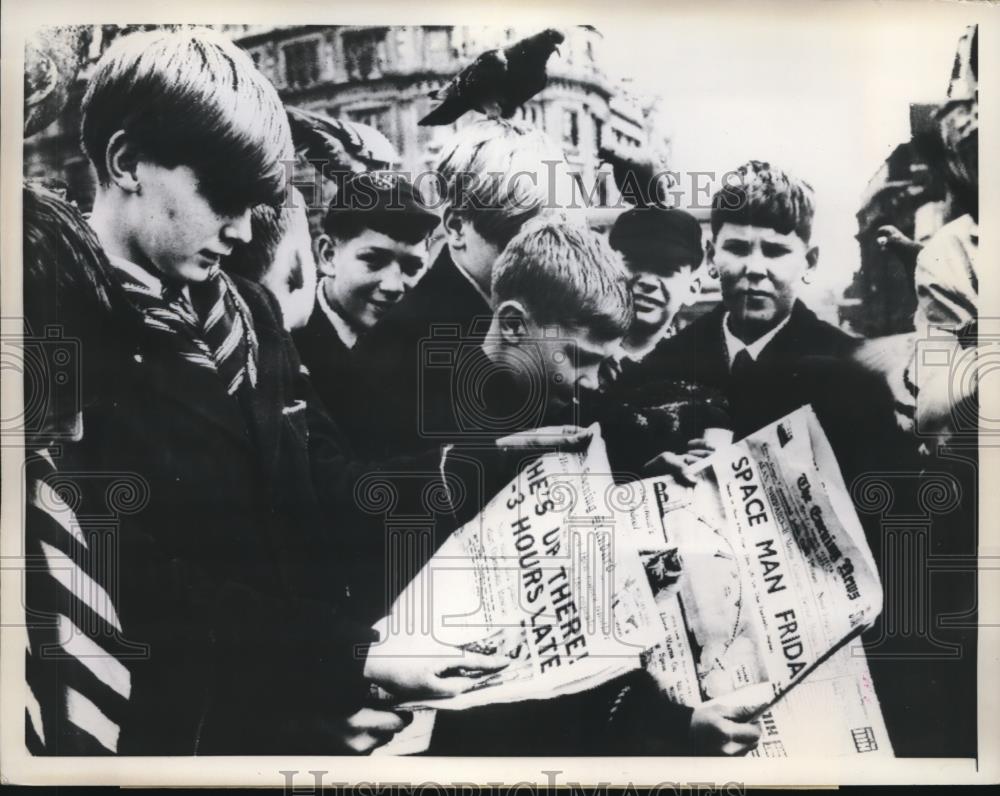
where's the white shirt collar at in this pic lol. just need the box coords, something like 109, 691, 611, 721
316, 279, 358, 349
107, 254, 190, 303
722, 311, 792, 369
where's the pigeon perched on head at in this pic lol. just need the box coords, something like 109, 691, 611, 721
418, 28, 565, 126
287, 105, 399, 172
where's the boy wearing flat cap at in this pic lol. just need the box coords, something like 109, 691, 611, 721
608, 206, 704, 366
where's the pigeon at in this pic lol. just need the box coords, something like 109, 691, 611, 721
286, 105, 399, 172
418, 28, 565, 126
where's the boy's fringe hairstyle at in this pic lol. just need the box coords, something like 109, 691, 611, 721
492, 218, 633, 341
710, 160, 816, 243
81, 29, 292, 211
435, 119, 566, 250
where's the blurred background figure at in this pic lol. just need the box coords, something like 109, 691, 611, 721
909, 23, 978, 446
854, 24, 978, 444
22, 184, 135, 755
286, 105, 401, 242
24, 25, 91, 139
224, 187, 317, 331
23, 31, 138, 753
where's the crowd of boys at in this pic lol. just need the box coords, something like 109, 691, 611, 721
22, 27, 978, 758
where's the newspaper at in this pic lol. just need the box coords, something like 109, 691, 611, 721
382, 424, 662, 711
380, 406, 891, 757
746, 638, 893, 758
628, 405, 892, 755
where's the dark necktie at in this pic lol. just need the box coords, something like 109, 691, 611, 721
731, 348, 755, 381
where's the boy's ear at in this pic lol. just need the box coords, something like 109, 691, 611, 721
496, 300, 530, 346
443, 209, 466, 250
705, 238, 716, 264
313, 233, 336, 277
105, 130, 141, 193
805, 244, 820, 271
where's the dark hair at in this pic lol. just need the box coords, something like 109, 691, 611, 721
80, 29, 292, 214
323, 210, 435, 246
22, 184, 126, 428
23, 184, 116, 333
322, 172, 439, 245
710, 160, 815, 243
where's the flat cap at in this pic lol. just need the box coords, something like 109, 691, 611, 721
609, 207, 704, 276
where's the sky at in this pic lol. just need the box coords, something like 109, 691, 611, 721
596, 4, 968, 308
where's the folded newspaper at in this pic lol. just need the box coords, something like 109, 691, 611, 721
629, 405, 893, 756
377, 425, 662, 712
375, 406, 892, 756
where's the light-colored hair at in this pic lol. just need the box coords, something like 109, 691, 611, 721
710, 160, 815, 243
491, 218, 633, 341
81, 28, 292, 210
435, 119, 567, 249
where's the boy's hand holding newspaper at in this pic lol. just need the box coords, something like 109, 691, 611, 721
688, 682, 772, 756
363, 618, 510, 701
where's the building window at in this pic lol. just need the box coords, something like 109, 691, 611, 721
343, 28, 388, 81
563, 110, 579, 148
424, 27, 451, 70
348, 107, 392, 140
283, 39, 320, 88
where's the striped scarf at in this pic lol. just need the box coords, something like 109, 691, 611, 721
24, 449, 132, 754
109, 256, 258, 395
